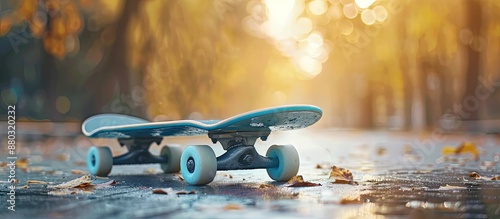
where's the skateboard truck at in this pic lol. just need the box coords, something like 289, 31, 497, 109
113, 137, 166, 165
208, 130, 278, 170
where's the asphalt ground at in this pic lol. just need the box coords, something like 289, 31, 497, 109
1, 122, 500, 219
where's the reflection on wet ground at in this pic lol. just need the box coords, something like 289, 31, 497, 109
0, 122, 500, 218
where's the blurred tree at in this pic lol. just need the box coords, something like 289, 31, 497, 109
461, 0, 483, 121
82, 0, 144, 117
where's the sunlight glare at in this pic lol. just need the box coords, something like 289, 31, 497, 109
298, 55, 322, 77
262, 0, 302, 40
355, 0, 376, 9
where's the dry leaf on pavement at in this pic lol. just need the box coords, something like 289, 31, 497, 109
329, 166, 355, 184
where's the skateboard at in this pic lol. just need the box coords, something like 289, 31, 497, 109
82, 104, 322, 185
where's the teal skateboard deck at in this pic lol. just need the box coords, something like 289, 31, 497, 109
82, 105, 322, 185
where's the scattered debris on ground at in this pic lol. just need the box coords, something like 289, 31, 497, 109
46, 175, 118, 196
48, 174, 94, 189
223, 203, 244, 210
442, 142, 479, 161
152, 188, 196, 195
329, 166, 355, 184
17, 158, 29, 172
469, 171, 500, 180
144, 168, 158, 174
376, 147, 387, 156
55, 153, 70, 161
71, 169, 87, 175
27, 180, 51, 184
286, 175, 321, 187
175, 174, 184, 181
73, 161, 86, 166
48, 189, 93, 196
437, 184, 467, 191
470, 171, 481, 179
339, 197, 363, 205
259, 184, 275, 189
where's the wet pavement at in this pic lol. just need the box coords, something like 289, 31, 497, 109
1, 122, 500, 218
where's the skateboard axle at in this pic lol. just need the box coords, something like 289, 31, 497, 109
113, 138, 166, 165
216, 145, 278, 170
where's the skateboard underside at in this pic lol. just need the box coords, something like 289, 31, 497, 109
83, 105, 322, 185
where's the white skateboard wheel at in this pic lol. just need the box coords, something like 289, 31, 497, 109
160, 145, 183, 173
266, 145, 300, 181
87, 146, 113, 176
180, 145, 217, 185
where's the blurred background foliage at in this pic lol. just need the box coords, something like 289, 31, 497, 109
0, 0, 500, 131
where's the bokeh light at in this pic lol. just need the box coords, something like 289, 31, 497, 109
298, 55, 322, 77
343, 3, 358, 19
1, 87, 18, 106
339, 20, 354, 35
56, 96, 71, 114
308, 0, 328, 16
373, 5, 388, 22
361, 9, 376, 25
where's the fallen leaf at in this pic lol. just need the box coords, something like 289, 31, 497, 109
48, 174, 94, 189
17, 158, 29, 171
259, 184, 275, 189
470, 172, 481, 179
175, 174, 184, 181
17, 185, 29, 189
44, 170, 64, 175
400, 186, 428, 191
73, 161, 86, 166
144, 168, 157, 174
288, 182, 321, 187
28, 166, 46, 173
223, 204, 243, 210
339, 197, 363, 204
92, 180, 118, 188
48, 188, 93, 196
329, 166, 354, 184
0, 162, 6, 167
152, 188, 196, 195
492, 176, 500, 180
55, 153, 70, 161
376, 147, 387, 156
315, 164, 323, 169
442, 142, 479, 161
286, 175, 321, 187
438, 184, 467, 191
152, 188, 174, 194
415, 170, 432, 174
175, 190, 196, 195
333, 178, 352, 184
71, 169, 86, 175
287, 175, 305, 184
27, 180, 50, 184
94, 176, 110, 180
